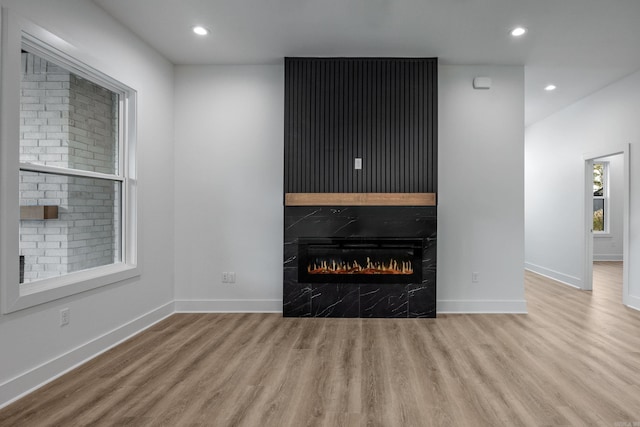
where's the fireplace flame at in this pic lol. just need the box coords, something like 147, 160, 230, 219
307, 257, 413, 275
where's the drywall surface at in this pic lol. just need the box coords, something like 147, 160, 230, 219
438, 65, 526, 313
173, 65, 284, 311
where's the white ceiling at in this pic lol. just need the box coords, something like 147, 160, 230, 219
94, 0, 640, 126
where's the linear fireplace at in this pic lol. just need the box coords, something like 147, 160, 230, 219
298, 238, 422, 284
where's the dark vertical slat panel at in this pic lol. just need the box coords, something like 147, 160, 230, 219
416, 61, 422, 192
426, 61, 433, 192
415, 62, 420, 192
323, 60, 329, 192
420, 60, 430, 192
368, 60, 373, 193
291, 59, 298, 192
322, 60, 328, 192
284, 58, 437, 195
288, 58, 293, 192
355, 60, 360, 192
393, 62, 403, 193
401, 61, 407, 192
330, 61, 340, 193
386, 60, 392, 193
376, 59, 384, 191
300, 60, 306, 193
363, 59, 369, 192
432, 62, 438, 193
334, 60, 340, 193
358, 59, 363, 193
337, 61, 349, 193
284, 59, 289, 192
348, 60, 353, 193
305, 60, 311, 192
408, 63, 414, 192
385, 60, 391, 192
391, 60, 396, 192
367, 60, 373, 193
360, 60, 364, 192
402, 62, 408, 192
418, 62, 423, 192
293, 59, 304, 188
335, 61, 340, 193
371, 60, 377, 193
311, 61, 316, 192
364, 59, 369, 192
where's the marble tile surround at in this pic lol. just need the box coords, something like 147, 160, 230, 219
284, 206, 437, 318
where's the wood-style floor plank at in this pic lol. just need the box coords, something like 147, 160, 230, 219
1, 262, 639, 426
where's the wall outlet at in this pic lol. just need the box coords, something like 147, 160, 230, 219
354, 158, 362, 170
472, 272, 479, 283
60, 308, 70, 326
222, 272, 236, 283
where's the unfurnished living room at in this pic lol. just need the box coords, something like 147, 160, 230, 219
0, 0, 639, 425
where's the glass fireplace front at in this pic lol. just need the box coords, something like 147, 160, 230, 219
298, 238, 422, 284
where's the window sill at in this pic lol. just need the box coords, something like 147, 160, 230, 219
5, 263, 139, 313
594, 233, 611, 238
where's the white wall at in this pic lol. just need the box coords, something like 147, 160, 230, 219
525, 69, 640, 309
438, 65, 527, 313
173, 65, 284, 312
173, 64, 527, 314
593, 155, 624, 261
0, 0, 175, 407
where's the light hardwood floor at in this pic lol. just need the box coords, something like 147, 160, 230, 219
1, 262, 639, 426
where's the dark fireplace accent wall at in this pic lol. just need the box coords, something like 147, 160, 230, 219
284, 57, 438, 193
284, 207, 436, 318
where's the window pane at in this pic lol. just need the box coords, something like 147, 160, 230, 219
20, 50, 119, 174
19, 171, 121, 283
593, 163, 604, 196
593, 199, 605, 232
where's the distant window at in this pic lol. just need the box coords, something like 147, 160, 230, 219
593, 162, 608, 233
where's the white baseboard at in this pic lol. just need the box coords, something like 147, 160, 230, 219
524, 262, 582, 289
625, 294, 640, 312
0, 301, 175, 410
437, 299, 527, 314
175, 299, 282, 313
593, 254, 623, 261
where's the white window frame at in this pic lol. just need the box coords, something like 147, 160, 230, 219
593, 161, 609, 236
0, 9, 139, 313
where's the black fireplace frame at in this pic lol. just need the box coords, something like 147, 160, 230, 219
284, 206, 436, 318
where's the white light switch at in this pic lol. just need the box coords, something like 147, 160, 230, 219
354, 158, 362, 170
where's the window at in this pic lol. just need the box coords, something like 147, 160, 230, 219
1, 12, 138, 313
593, 162, 608, 233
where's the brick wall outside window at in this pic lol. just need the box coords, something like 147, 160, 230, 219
19, 52, 120, 282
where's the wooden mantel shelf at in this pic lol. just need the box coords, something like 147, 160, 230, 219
285, 193, 436, 207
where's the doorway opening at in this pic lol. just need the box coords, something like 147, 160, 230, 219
582, 145, 629, 307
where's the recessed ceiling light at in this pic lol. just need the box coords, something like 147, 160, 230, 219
510, 27, 527, 37
192, 26, 209, 36
545, 84, 557, 91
